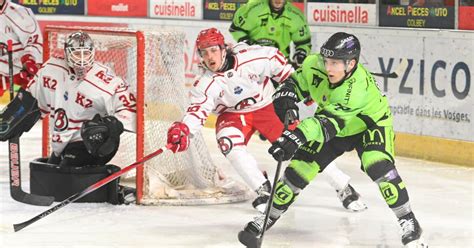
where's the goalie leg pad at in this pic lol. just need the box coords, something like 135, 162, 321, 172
30, 158, 122, 204
0, 88, 40, 141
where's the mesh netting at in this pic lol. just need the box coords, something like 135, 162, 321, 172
43, 26, 249, 205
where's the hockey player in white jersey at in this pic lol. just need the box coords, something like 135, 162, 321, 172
0, 31, 136, 204
167, 28, 366, 212
0, 0, 42, 96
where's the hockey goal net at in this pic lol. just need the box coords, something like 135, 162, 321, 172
42, 26, 249, 205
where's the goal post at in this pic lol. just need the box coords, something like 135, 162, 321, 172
42, 25, 250, 205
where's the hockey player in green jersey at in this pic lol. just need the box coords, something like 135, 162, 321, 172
230, 0, 311, 67
239, 32, 427, 247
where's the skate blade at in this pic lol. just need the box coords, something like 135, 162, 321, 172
346, 200, 368, 212
406, 237, 428, 248
238, 230, 261, 248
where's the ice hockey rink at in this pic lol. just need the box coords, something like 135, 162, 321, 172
0, 123, 472, 248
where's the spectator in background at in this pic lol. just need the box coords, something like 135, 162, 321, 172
230, 0, 311, 68
0, 0, 42, 97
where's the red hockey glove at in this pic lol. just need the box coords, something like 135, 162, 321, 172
18, 55, 40, 88
167, 122, 190, 153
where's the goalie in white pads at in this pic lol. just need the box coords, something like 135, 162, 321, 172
166, 28, 366, 212
0, 31, 136, 204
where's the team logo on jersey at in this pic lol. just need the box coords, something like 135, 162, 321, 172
217, 137, 233, 155
227, 72, 233, 78
233, 86, 243, 95
75, 92, 93, 108
235, 97, 257, 110
54, 108, 68, 132
64, 91, 69, 101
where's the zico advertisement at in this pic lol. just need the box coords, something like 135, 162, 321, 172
12, 0, 85, 15
379, 4, 455, 29
459, 6, 474, 30
307, 2, 376, 26
88, 0, 147, 17
203, 0, 247, 21
149, 0, 202, 20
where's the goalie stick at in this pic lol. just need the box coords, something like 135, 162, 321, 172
371, 58, 409, 79
13, 144, 172, 232
1, 40, 54, 206
238, 111, 295, 248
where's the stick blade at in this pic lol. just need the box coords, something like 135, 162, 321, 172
238, 230, 261, 248
11, 189, 54, 206
13, 220, 31, 232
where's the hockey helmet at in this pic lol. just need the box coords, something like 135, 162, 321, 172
196, 28, 225, 51
320, 32, 361, 62
64, 31, 95, 78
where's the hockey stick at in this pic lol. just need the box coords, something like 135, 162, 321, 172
13, 144, 172, 232
371, 58, 408, 79
2, 40, 54, 206
238, 110, 295, 248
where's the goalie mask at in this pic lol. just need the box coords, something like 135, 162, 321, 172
64, 31, 95, 79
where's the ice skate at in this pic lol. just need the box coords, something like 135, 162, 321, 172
399, 212, 428, 247
337, 184, 367, 212
252, 180, 271, 213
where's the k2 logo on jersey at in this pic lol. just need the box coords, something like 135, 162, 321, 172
42, 76, 57, 90
95, 70, 112, 84
54, 108, 68, 132
75, 92, 93, 108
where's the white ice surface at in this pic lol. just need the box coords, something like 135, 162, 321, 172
0, 124, 473, 248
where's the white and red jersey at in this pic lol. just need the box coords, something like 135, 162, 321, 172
27, 57, 137, 155
182, 45, 293, 135
0, 0, 42, 76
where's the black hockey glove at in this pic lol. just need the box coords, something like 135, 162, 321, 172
268, 129, 307, 161
0, 88, 40, 141
81, 114, 124, 158
272, 80, 299, 124
292, 49, 307, 68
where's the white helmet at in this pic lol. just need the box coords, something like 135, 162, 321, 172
64, 31, 95, 79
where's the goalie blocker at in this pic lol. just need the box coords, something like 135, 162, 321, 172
0, 88, 41, 141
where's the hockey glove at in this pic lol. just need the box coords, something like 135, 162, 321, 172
0, 88, 40, 141
292, 49, 307, 68
167, 122, 190, 153
18, 55, 40, 88
272, 81, 299, 124
81, 114, 124, 158
268, 129, 306, 161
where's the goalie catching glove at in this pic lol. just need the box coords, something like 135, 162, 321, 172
81, 114, 124, 158
167, 122, 190, 153
0, 88, 41, 141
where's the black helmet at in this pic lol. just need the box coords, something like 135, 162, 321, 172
320, 32, 360, 62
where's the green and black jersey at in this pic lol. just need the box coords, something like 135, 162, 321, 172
290, 54, 393, 143
230, 0, 311, 59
